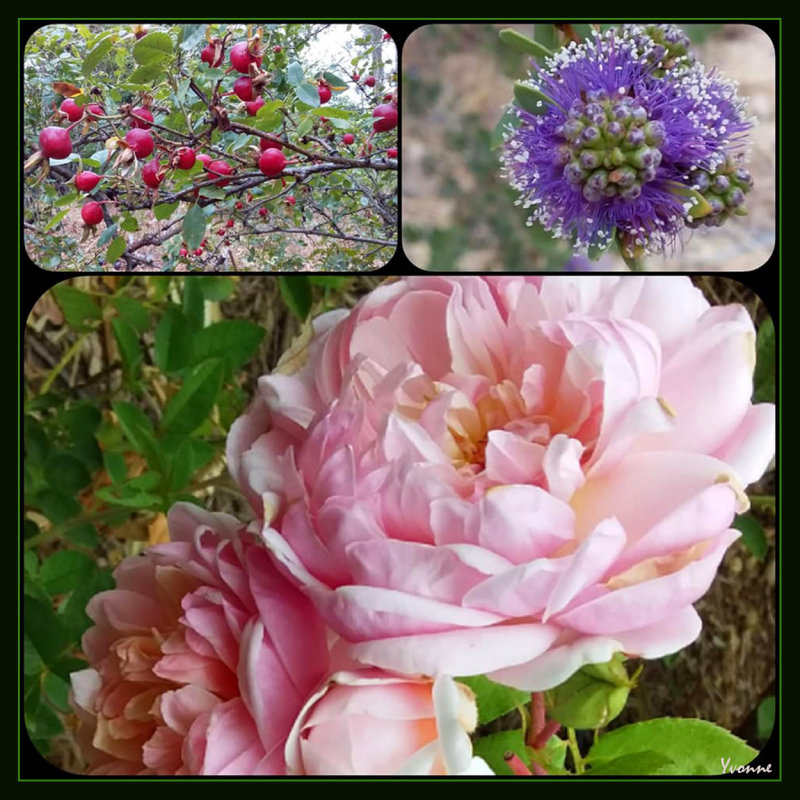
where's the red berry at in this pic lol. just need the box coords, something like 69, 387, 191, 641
75, 170, 102, 192
259, 207, 268, 217
218, 227, 226, 235
233, 76, 254, 101
197, 153, 213, 169
372, 103, 398, 133
194, 248, 203, 256
343, 133, 355, 145
60, 98, 83, 122
365, 75, 376, 87
245, 97, 265, 116
175, 147, 196, 170
387, 147, 398, 158
273, 45, 282, 53
236, 201, 244, 210
230, 41, 262, 74
352, 73, 360, 81
207, 159, 233, 186
39, 126, 72, 160
201, 42, 223, 68
383, 33, 392, 41
180, 248, 188, 257
201, 238, 208, 246
286, 195, 296, 206
317, 84, 332, 104
258, 149, 286, 177
81, 201, 103, 226
131, 106, 154, 129
259, 137, 283, 151
86, 103, 105, 117
125, 128, 155, 159
227, 219, 234, 228
142, 159, 166, 189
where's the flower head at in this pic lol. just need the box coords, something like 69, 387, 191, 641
501, 27, 754, 255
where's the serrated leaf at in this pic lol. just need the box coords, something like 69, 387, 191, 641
133, 31, 173, 65
128, 62, 165, 84
161, 359, 225, 435
55, 191, 78, 207
322, 71, 348, 88
295, 82, 321, 107
44, 208, 71, 232
44, 671, 72, 713
112, 296, 149, 332
112, 401, 156, 458
66, 524, 99, 548
154, 305, 193, 373
457, 675, 530, 726
278, 276, 312, 320
733, 514, 768, 559
106, 236, 126, 264
103, 451, 127, 484
154, 201, 180, 221
587, 718, 758, 775
40, 550, 96, 595
82, 34, 115, 78
112, 316, 143, 382
513, 81, 555, 115
587, 751, 679, 775
120, 215, 139, 232
472, 729, 527, 776
287, 61, 304, 87
499, 28, 554, 58
166, 436, 215, 492
43, 452, 91, 494
24, 595, 69, 665
97, 223, 119, 247
52, 285, 101, 331
193, 320, 265, 371
296, 117, 313, 136
490, 106, 522, 150
199, 186, 226, 200
182, 204, 206, 251
309, 106, 350, 119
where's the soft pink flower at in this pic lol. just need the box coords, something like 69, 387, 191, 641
229, 276, 775, 690
70, 503, 329, 775
285, 671, 492, 775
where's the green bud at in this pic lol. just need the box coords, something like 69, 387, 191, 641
609, 147, 626, 167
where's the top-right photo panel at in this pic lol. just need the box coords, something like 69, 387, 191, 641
402, 23, 775, 272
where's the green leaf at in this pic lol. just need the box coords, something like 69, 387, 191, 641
97, 223, 119, 247
24, 595, 69, 665
43, 452, 91, 494
513, 81, 556, 115
55, 191, 78, 207
490, 106, 522, 150
587, 751, 679, 776
154, 306, 193, 373
472, 729, 528, 776
60, 569, 115, 640
28, 702, 63, 740
103, 451, 128, 484
309, 106, 350, 119
52, 285, 102, 331
33, 488, 81, 524
665, 181, 714, 219
295, 82, 321, 107
63, 403, 102, 470
199, 276, 236, 301
120, 214, 140, 232
112, 296, 149, 333
106, 235, 127, 264
251, 100, 284, 132
308, 276, 351, 288
43, 208, 71, 232
753, 317, 775, 403
457, 675, 530, 726
278, 276, 312, 319
161, 359, 225, 435
199, 186, 226, 200
587, 718, 758, 775
154, 201, 180, 221
286, 61, 305, 87
182, 279, 205, 330
112, 316, 143, 383
112, 401, 156, 456
182, 203, 206, 251
733, 514, 768, 559
533, 23, 560, 53
757, 696, 775, 742
82, 34, 115, 78
296, 117, 313, 137
133, 31, 173, 65
499, 28, 554, 59
165, 436, 215, 492
24, 634, 44, 676
193, 320, 265, 372
129, 62, 166, 84
322, 71, 348, 88
40, 550, 96, 595
44, 671, 72, 713
66, 524, 99, 548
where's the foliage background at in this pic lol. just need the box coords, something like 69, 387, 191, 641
401, 23, 775, 272
21, 275, 775, 773
23, 23, 398, 272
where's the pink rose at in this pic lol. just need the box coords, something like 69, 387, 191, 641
70, 503, 329, 775
229, 276, 774, 690
285, 671, 492, 775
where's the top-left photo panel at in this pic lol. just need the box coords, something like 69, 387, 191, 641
23, 23, 398, 272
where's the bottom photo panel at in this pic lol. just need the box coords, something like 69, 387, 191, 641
22, 274, 776, 778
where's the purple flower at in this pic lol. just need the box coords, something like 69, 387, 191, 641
501, 26, 754, 256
